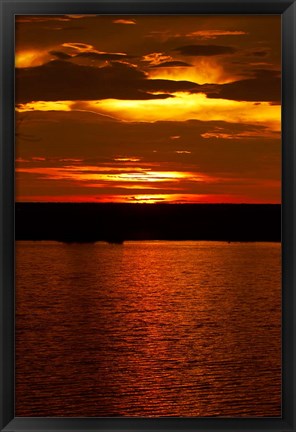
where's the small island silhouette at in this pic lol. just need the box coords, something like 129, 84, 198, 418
15, 203, 281, 243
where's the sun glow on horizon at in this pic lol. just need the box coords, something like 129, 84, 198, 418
15, 193, 279, 204
16, 165, 211, 184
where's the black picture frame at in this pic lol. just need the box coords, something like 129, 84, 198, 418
0, 0, 295, 431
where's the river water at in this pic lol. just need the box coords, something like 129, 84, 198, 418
15, 241, 281, 417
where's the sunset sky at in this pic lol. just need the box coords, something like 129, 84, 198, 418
15, 15, 281, 203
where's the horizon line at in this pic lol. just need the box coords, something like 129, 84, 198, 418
16, 201, 281, 205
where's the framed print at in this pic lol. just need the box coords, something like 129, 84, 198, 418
1, 0, 296, 431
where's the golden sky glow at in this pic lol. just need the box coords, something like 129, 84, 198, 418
147, 57, 241, 84
15, 49, 50, 67
15, 14, 281, 204
87, 94, 280, 127
17, 96, 280, 130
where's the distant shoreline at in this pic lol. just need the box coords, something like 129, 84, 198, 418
15, 203, 281, 243
15, 239, 281, 244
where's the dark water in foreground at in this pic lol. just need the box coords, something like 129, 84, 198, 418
16, 241, 281, 417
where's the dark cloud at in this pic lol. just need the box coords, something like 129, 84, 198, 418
15, 60, 205, 103
16, 111, 280, 159
75, 51, 130, 61
140, 79, 202, 94
173, 44, 236, 56
49, 50, 72, 60
252, 69, 280, 78
248, 50, 269, 57
150, 61, 192, 68
50, 48, 136, 62
207, 71, 281, 103
15, 59, 280, 104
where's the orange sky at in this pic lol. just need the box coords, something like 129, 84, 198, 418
15, 15, 281, 203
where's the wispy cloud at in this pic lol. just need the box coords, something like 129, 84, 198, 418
113, 19, 136, 25
174, 44, 236, 56
188, 30, 247, 39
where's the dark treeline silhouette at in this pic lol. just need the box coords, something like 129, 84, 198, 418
15, 203, 281, 242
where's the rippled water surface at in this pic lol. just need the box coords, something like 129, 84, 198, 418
16, 241, 281, 417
